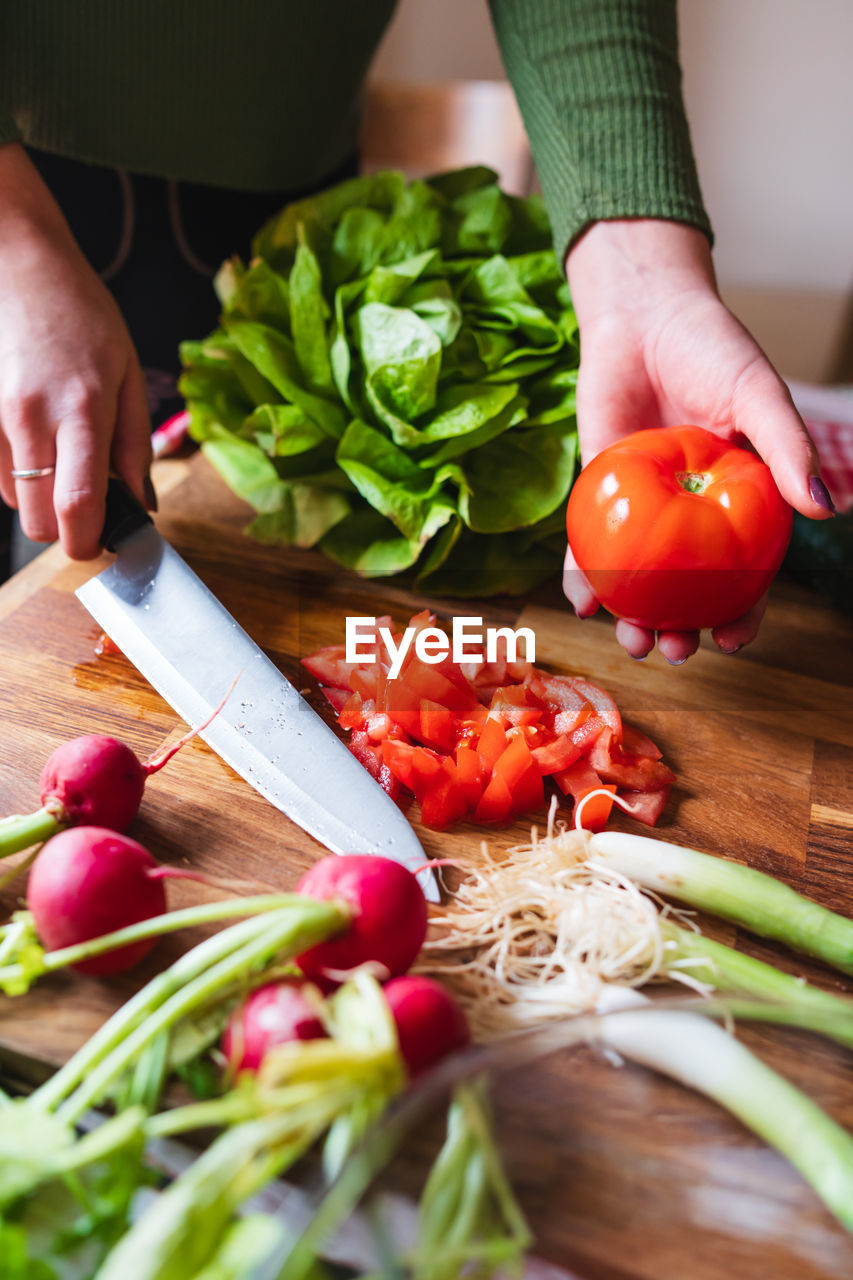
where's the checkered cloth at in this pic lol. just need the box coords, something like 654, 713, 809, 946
787, 380, 853, 513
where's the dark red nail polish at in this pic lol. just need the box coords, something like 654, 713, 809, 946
809, 476, 836, 514
143, 475, 158, 512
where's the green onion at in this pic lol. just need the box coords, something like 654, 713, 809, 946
590, 830, 853, 975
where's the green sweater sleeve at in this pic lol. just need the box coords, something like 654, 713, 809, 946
488, 0, 712, 263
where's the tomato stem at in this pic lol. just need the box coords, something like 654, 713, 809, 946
676, 470, 711, 495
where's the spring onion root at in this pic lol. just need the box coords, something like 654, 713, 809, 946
421, 823, 853, 1049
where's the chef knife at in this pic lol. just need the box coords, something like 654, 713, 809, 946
75, 478, 438, 902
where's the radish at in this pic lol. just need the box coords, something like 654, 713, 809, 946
383, 974, 470, 1075
295, 854, 428, 982
0, 690, 235, 861
39, 735, 147, 832
222, 980, 327, 1073
26, 827, 171, 976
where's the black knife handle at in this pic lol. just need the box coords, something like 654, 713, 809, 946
101, 476, 154, 553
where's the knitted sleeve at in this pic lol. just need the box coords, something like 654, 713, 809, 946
488, 0, 712, 262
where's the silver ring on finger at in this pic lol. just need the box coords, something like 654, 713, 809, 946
11, 466, 56, 480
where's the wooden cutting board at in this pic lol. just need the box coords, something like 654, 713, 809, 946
1, 453, 852, 1280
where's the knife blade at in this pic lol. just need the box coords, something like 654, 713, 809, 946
75, 479, 438, 902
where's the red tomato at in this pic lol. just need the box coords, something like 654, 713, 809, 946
565, 426, 793, 631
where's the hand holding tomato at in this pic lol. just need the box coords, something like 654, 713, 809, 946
562, 219, 835, 662
566, 424, 792, 632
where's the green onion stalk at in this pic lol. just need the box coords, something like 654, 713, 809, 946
590, 830, 853, 975
272, 1076, 530, 1280
91, 975, 407, 1280
660, 919, 853, 1048
591, 987, 853, 1235
0, 897, 349, 1218
0, 893, 323, 997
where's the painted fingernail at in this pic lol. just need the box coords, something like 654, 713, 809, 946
143, 475, 158, 512
717, 643, 742, 655
629, 652, 648, 661
809, 476, 836, 514
665, 656, 688, 666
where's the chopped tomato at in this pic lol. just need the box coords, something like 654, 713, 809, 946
488, 684, 544, 728
621, 725, 663, 760
618, 787, 671, 827
530, 733, 582, 775
419, 699, 458, 751
303, 615, 674, 833
348, 730, 403, 803
568, 679, 622, 739
477, 716, 509, 772
474, 771, 514, 824
552, 757, 602, 800
381, 739, 418, 791
338, 691, 367, 731
588, 729, 676, 791
491, 731, 544, 816
576, 786, 617, 832
419, 758, 469, 830
301, 644, 358, 691
455, 742, 486, 807
321, 686, 350, 714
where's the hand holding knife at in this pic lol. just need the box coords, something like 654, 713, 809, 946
76, 477, 438, 901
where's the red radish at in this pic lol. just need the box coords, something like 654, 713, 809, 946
383, 975, 470, 1075
0, 690, 238, 865
39, 735, 147, 832
295, 855, 428, 982
26, 827, 169, 975
222, 980, 327, 1073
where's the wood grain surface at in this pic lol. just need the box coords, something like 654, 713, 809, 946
1, 453, 852, 1279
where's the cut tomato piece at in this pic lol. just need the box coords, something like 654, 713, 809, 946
569, 678, 622, 739
321, 686, 349, 714
301, 644, 357, 690
477, 716, 510, 771
338, 691, 368, 731
618, 787, 671, 827
553, 702, 593, 736
488, 684, 544, 728
409, 746, 444, 801
381, 739, 418, 791
589, 729, 676, 790
575, 785, 617, 832
552, 758, 603, 800
351, 666, 381, 701
621, 725, 664, 760
474, 771, 514, 824
530, 733, 583, 775
419, 758, 470, 830
365, 710, 396, 741
419, 699, 457, 752
455, 741, 486, 808
388, 658, 479, 718
570, 714, 607, 754
492, 730, 544, 816
348, 730, 401, 800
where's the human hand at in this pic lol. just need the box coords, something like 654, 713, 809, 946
0, 144, 153, 561
563, 219, 834, 663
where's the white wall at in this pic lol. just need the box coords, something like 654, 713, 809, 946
679, 0, 853, 294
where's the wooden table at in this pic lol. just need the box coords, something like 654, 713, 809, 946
1, 454, 852, 1279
